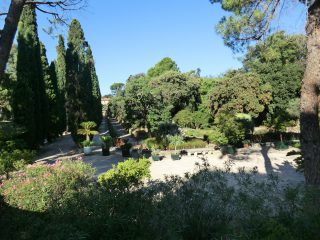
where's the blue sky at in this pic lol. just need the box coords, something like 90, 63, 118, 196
33, 1, 306, 95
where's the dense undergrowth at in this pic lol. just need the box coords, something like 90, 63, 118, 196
0, 158, 319, 240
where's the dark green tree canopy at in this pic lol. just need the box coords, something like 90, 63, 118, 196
147, 57, 179, 78
149, 71, 201, 116
243, 32, 306, 123
210, 72, 272, 119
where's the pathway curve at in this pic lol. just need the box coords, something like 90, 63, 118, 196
35, 118, 134, 178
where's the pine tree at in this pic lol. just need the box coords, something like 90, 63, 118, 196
56, 35, 67, 133
13, 5, 47, 148
65, 19, 87, 143
85, 45, 102, 125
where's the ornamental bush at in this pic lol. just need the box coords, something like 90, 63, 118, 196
215, 113, 246, 146
207, 127, 229, 146
0, 159, 95, 212
98, 158, 151, 191
0, 149, 35, 179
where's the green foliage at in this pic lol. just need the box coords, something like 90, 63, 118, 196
173, 109, 194, 128
173, 109, 211, 129
108, 95, 126, 123
210, 72, 272, 119
110, 82, 125, 96
40, 42, 60, 141
0, 78, 12, 121
147, 57, 179, 78
1, 160, 319, 239
0, 159, 95, 212
0, 149, 35, 179
55, 35, 67, 133
98, 158, 151, 191
286, 98, 300, 119
85, 46, 102, 126
154, 122, 180, 148
124, 75, 153, 129
100, 135, 113, 148
183, 128, 210, 139
210, 1, 305, 52
243, 32, 305, 125
143, 137, 164, 150
77, 121, 99, 141
66, 19, 102, 144
215, 113, 246, 145
150, 71, 201, 116
168, 135, 184, 151
106, 118, 118, 138
81, 140, 94, 147
207, 127, 229, 145
169, 138, 207, 150
13, 5, 48, 148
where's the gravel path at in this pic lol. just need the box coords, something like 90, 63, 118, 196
150, 145, 304, 185
35, 119, 304, 184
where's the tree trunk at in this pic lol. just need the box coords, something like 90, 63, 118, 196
300, 1, 320, 185
0, 0, 26, 81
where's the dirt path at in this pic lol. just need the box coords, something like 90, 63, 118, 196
150, 145, 304, 185
35, 135, 78, 163
36, 119, 304, 184
35, 118, 136, 178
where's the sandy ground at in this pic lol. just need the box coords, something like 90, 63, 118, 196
36, 119, 304, 184
150, 145, 304, 185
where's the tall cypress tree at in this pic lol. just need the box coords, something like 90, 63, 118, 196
85, 45, 102, 125
13, 5, 47, 148
56, 35, 67, 133
40, 42, 60, 141
65, 19, 87, 143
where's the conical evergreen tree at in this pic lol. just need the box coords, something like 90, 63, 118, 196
65, 19, 87, 143
13, 5, 47, 148
85, 45, 102, 125
40, 41, 60, 141
55, 35, 67, 133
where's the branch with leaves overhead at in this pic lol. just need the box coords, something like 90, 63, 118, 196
0, 0, 86, 81
210, 0, 306, 51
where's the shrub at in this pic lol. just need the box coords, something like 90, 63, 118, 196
1, 159, 320, 239
173, 109, 194, 128
0, 149, 35, 179
168, 135, 184, 151
0, 159, 95, 212
143, 138, 165, 149
106, 118, 118, 138
215, 113, 246, 145
154, 122, 179, 141
173, 109, 211, 129
169, 139, 207, 150
100, 135, 114, 148
207, 127, 228, 145
183, 128, 208, 138
98, 158, 151, 191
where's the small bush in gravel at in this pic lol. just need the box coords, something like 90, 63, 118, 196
98, 158, 151, 191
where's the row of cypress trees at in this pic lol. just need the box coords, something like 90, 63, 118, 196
12, 5, 102, 148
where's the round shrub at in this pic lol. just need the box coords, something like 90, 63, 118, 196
0, 159, 95, 212
98, 158, 151, 191
215, 113, 246, 146
207, 127, 228, 145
